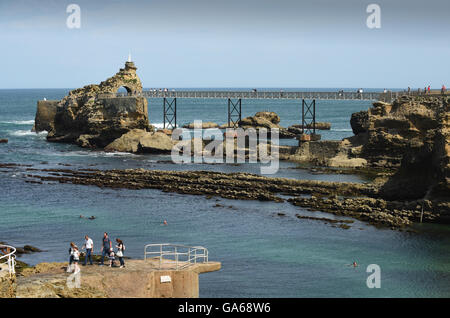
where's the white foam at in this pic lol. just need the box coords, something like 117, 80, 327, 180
2, 120, 35, 125
331, 128, 353, 132
8, 130, 47, 137
152, 123, 179, 129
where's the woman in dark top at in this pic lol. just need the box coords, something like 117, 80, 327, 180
115, 238, 125, 268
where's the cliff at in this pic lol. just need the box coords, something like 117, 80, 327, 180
348, 96, 449, 201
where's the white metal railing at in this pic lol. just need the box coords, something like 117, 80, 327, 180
144, 243, 208, 270
0, 244, 16, 277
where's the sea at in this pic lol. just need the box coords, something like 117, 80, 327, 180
0, 88, 449, 297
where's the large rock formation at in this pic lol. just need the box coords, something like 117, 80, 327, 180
104, 129, 174, 153
348, 96, 449, 201
281, 95, 449, 205
35, 61, 151, 149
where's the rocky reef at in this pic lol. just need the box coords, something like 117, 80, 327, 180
4, 165, 443, 228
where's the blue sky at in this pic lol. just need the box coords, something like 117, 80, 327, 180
0, 0, 448, 89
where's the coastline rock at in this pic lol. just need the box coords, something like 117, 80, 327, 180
288, 122, 331, 132
105, 129, 174, 154
182, 122, 219, 129
0, 139, 8, 143
239, 111, 281, 130
33, 100, 58, 133
35, 61, 151, 149
350, 111, 369, 135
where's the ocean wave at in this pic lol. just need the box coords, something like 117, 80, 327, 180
330, 128, 353, 132
8, 130, 47, 137
48, 150, 139, 158
1, 119, 35, 125
152, 123, 179, 129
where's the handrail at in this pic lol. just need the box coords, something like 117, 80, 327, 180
144, 243, 208, 270
0, 244, 16, 277
117, 90, 384, 101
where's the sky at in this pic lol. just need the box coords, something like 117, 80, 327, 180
0, 0, 448, 89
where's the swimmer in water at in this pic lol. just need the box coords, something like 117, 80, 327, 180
163, 220, 168, 225
346, 261, 358, 267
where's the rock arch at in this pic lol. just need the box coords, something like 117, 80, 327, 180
98, 61, 143, 95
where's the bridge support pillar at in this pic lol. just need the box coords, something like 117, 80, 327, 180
227, 98, 242, 128
302, 99, 316, 135
163, 98, 177, 130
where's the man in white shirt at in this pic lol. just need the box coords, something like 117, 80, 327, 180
82, 235, 94, 265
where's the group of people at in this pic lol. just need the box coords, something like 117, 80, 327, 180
420, 85, 447, 94
67, 232, 125, 274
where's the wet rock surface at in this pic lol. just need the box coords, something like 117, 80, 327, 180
2, 164, 446, 229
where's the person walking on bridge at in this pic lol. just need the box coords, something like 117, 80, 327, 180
100, 232, 112, 266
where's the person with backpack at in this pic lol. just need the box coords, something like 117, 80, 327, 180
71, 245, 81, 273
116, 238, 126, 268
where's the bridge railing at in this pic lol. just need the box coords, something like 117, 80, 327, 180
116, 90, 385, 101
144, 243, 208, 270
0, 244, 16, 277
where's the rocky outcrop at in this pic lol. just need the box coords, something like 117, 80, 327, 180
288, 122, 331, 133
0, 139, 8, 143
350, 111, 369, 135
239, 111, 281, 130
238, 111, 296, 138
182, 122, 219, 129
35, 61, 151, 149
105, 129, 174, 154
347, 96, 449, 201
33, 100, 58, 132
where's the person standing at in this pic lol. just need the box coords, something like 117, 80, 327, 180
71, 246, 80, 273
428, 85, 431, 94
82, 235, 94, 266
100, 232, 112, 266
442, 84, 446, 95
116, 238, 126, 268
67, 242, 76, 272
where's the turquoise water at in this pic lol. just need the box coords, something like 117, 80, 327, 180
0, 89, 449, 297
